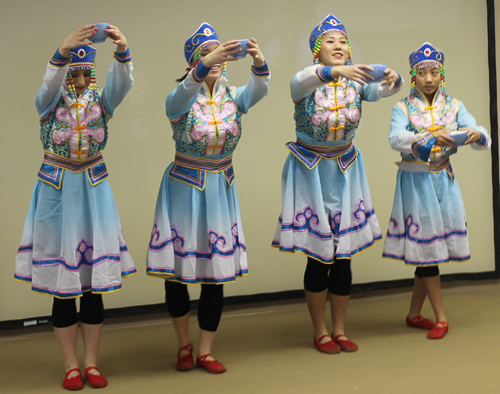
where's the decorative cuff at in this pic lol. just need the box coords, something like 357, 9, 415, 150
251, 61, 270, 77
114, 47, 132, 64
478, 132, 487, 146
395, 73, 403, 87
192, 61, 211, 83
315, 66, 335, 83
50, 49, 71, 68
411, 132, 437, 162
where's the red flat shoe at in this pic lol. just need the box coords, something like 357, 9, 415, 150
332, 335, 358, 352
313, 334, 341, 354
406, 315, 436, 330
176, 343, 194, 371
84, 366, 108, 388
427, 322, 449, 339
196, 354, 226, 374
63, 368, 83, 391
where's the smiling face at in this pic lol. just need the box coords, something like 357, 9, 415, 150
318, 32, 349, 66
70, 69, 91, 96
414, 64, 441, 103
196, 43, 223, 88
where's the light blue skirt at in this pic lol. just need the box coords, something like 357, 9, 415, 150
15, 172, 136, 298
146, 163, 248, 284
272, 146, 382, 263
382, 169, 470, 265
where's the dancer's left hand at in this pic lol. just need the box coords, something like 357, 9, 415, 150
462, 128, 482, 145
106, 25, 128, 52
247, 38, 265, 67
382, 68, 400, 90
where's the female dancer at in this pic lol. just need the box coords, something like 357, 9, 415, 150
382, 42, 491, 339
272, 14, 402, 353
146, 23, 270, 373
15, 25, 135, 390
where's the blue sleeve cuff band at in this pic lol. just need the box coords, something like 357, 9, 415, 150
479, 132, 487, 146
315, 66, 334, 83
251, 61, 270, 76
193, 61, 211, 82
50, 49, 71, 67
114, 47, 132, 64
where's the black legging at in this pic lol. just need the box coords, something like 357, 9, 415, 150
304, 256, 352, 296
52, 292, 104, 328
415, 266, 440, 278
164, 280, 224, 332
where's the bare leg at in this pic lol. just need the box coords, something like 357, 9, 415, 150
172, 313, 192, 357
198, 329, 216, 360
422, 275, 447, 324
80, 322, 103, 373
305, 290, 330, 343
329, 294, 350, 339
408, 276, 427, 319
53, 324, 79, 377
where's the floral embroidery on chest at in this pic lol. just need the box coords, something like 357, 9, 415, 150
408, 92, 456, 132
311, 81, 360, 141
190, 85, 239, 155
52, 93, 105, 159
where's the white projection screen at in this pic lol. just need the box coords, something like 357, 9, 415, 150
0, 0, 497, 324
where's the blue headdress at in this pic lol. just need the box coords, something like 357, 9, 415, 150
69, 45, 97, 70
409, 42, 445, 94
66, 45, 97, 100
310, 14, 351, 64
184, 22, 221, 64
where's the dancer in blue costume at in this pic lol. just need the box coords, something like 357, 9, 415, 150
382, 43, 490, 339
15, 25, 135, 390
146, 23, 269, 373
272, 14, 402, 353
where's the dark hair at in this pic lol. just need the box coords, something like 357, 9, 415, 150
175, 59, 202, 83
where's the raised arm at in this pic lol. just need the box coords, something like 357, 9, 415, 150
235, 38, 270, 113
166, 40, 241, 119
101, 25, 134, 116
36, 51, 70, 117
36, 25, 96, 117
166, 62, 212, 119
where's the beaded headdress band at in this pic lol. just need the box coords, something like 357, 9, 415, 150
409, 42, 446, 94
310, 14, 352, 65
66, 45, 97, 101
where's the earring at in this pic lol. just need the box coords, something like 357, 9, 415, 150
220, 62, 228, 83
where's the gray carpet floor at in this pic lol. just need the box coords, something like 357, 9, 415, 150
1, 279, 499, 393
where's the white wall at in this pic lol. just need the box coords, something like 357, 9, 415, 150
0, 0, 495, 321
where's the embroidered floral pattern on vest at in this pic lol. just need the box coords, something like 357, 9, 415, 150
295, 79, 362, 142
171, 84, 242, 156
40, 89, 109, 159
398, 89, 459, 162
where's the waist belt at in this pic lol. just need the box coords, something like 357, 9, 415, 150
399, 157, 454, 181
173, 152, 232, 172
38, 151, 108, 189
169, 152, 235, 190
429, 157, 451, 173
43, 151, 104, 172
295, 139, 353, 158
286, 139, 357, 173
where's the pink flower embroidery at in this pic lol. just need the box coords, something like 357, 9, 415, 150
53, 102, 105, 145
311, 82, 360, 141
191, 87, 239, 155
